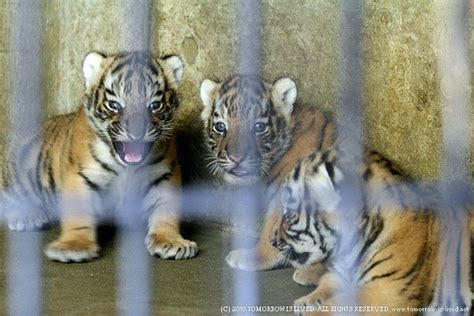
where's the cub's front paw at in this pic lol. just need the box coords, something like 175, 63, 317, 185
293, 264, 327, 286
294, 293, 325, 308
45, 238, 100, 263
294, 295, 325, 316
293, 288, 333, 315
6, 209, 50, 232
226, 248, 262, 271
146, 233, 198, 260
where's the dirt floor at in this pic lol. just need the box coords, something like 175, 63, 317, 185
0, 224, 310, 315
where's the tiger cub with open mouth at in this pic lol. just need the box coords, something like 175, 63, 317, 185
2, 51, 197, 262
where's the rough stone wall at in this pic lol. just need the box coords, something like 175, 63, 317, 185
0, 2, 9, 169
151, 1, 238, 183
1, 0, 472, 182
42, 1, 126, 115
364, 1, 442, 179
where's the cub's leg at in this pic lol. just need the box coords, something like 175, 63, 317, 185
145, 172, 197, 260
2, 163, 51, 231
293, 263, 327, 286
146, 212, 198, 260
226, 208, 286, 271
45, 213, 99, 263
4, 197, 50, 232
45, 177, 99, 262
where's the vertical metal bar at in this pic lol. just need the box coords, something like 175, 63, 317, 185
231, 188, 260, 313
8, 232, 42, 316
438, 2, 471, 179
121, 0, 152, 52
334, 0, 365, 310
117, 1, 152, 316
231, 0, 263, 313
435, 0, 471, 311
235, 0, 262, 75
117, 216, 151, 316
339, 0, 364, 159
7, 0, 44, 315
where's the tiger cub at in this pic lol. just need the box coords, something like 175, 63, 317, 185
271, 149, 471, 312
1, 51, 198, 262
200, 75, 336, 270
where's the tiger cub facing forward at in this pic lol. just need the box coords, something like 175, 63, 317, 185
200, 75, 336, 270
1, 51, 198, 262
272, 149, 471, 313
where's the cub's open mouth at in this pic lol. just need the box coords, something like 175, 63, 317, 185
113, 141, 153, 165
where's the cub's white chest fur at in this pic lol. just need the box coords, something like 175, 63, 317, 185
85, 139, 171, 215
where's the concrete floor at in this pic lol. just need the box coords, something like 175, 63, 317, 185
0, 224, 310, 315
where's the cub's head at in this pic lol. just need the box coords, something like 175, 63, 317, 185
82, 51, 184, 166
199, 75, 297, 184
271, 150, 343, 268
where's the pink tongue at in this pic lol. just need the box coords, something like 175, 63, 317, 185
123, 142, 145, 163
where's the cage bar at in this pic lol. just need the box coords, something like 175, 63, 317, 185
116, 1, 153, 315
230, 187, 260, 312
7, 0, 44, 315
433, 0, 472, 311
332, 0, 365, 310
235, 0, 262, 76
230, 0, 263, 313
121, 0, 152, 52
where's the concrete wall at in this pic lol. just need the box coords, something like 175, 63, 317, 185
1, 0, 472, 182
365, 1, 441, 178
0, 2, 9, 168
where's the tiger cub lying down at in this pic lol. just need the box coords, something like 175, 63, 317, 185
200, 74, 336, 270
1, 51, 198, 262
272, 149, 471, 312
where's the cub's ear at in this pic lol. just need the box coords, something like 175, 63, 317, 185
200, 79, 219, 122
162, 55, 184, 87
272, 77, 297, 116
83, 51, 106, 90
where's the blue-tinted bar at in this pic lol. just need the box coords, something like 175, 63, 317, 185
7, 0, 44, 315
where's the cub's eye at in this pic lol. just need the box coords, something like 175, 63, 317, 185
149, 101, 163, 114
254, 122, 267, 134
106, 101, 122, 114
213, 122, 227, 134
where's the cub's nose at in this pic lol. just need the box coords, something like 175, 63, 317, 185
125, 112, 148, 140
228, 153, 247, 164
127, 130, 146, 141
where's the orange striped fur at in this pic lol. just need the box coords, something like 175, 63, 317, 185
199, 75, 336, 270
272, 149, 470, 313
2, 51, 197, 262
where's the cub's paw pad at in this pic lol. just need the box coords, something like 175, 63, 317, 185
6, 211, 49, 232
225, 248, 260, 271
146, 234, 198, 260
45, 239, 99, 263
